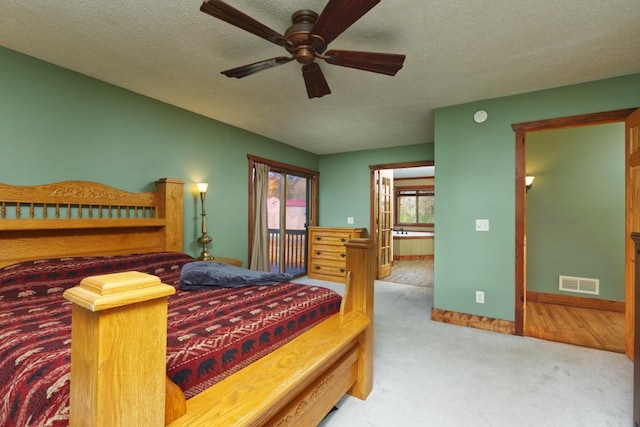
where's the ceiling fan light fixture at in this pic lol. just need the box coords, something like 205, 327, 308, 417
294, 47, 316, 65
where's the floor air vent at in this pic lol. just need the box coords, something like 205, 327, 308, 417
558, 275, 599, 295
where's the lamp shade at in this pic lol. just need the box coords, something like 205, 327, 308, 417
525, 176, 535, 187
196, 182, 209, 193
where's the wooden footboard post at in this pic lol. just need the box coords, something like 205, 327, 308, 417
156, 178, 184, 252
63, 272, 176, 427
345, 238, 376, 399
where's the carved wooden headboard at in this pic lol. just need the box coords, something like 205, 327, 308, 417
0, 178, 183, 268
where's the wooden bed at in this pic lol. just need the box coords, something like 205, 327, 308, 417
0, 178, 375, 426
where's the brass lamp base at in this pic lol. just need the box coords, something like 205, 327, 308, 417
197, 234, 214, 261
198, 251, 215, 261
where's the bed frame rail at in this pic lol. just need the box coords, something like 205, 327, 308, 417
64, 238, 375, 427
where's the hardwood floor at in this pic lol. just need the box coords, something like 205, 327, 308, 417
525, 301, 625, 353
385, 261, 624, 353
383, 260, 433, 287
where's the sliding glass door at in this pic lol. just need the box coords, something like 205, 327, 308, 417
267, 170, 310, 275
248, 155, 318, 277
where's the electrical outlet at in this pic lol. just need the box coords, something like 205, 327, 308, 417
347, 216, 354, 224
476, 291, 485, 304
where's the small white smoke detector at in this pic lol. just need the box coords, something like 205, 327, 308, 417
473, 110, 488, 123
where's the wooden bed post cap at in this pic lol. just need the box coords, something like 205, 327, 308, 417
345, 238, 374, 248
64, 271, 176, 312
156, 177, 185, 184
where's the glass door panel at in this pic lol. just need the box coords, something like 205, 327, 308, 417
284, 174, 308, 275
267, 171, 310, 275
267, 171, 283, 273
377, 170, 393, 278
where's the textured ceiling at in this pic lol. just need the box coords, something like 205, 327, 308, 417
1, 1, 639, 155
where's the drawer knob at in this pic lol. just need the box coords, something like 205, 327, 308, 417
340, 253, 346, 258
340, 238, 346, 242
316, 251, 322, 256
339, 268, 346, 273
316, 236, 322, 241
315, 265, 321, 270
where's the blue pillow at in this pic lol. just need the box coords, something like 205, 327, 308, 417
179, 261, 293, 290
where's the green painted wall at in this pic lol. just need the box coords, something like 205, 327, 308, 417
318, 143, 434, 232
4, 43, 638, 322
526, 123, 625, 301
434, 73, 640, 321
0, 46, 319, 264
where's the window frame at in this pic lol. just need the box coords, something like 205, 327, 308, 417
394, 185, 435, 227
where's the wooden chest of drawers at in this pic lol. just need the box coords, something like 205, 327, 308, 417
307, 226, 366, 282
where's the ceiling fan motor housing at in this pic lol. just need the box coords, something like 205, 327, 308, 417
285, 10, 321, 64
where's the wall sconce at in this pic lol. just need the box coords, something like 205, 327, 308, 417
196, 182, 214, 260
525, 176, 535, 192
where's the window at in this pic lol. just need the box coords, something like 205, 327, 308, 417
396, 186, 434, 226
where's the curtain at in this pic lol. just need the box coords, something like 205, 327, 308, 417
250, 162, 270, 271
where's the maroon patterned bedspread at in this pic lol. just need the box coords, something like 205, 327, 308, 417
0, 252, 341, 427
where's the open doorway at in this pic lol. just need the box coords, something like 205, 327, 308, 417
512, 108, 637, 357
369, 160, 434, 286
523, 123, 625, 353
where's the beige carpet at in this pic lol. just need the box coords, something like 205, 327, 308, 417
290, 277, 633, 427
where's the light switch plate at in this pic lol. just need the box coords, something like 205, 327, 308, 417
347, 217, 354, 224
475, 219, 489, 231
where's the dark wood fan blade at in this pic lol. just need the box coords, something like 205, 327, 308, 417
302, 63, 331, 99
324, 50, 405, 76
222, 57, 294, 78
310, 0, 380, 52
200, 0, 289, 47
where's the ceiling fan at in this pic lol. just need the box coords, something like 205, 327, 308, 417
200, 0, 406, 99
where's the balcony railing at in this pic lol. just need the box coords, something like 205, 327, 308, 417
268, 228, 306, 276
